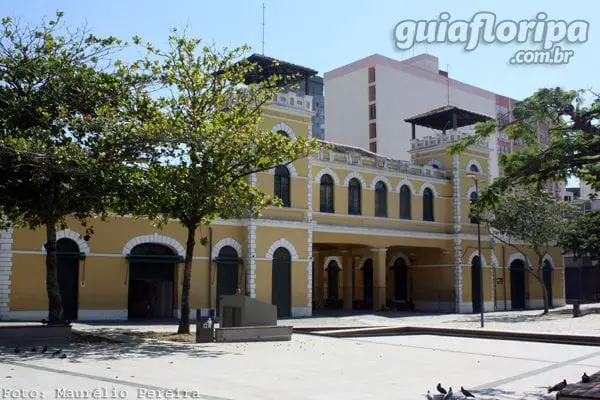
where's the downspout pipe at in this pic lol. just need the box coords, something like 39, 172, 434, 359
208, 227, 213, 317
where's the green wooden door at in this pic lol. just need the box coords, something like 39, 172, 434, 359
216, 246, 239, 316
272, 248, 292, 318
57, 239, 79, 321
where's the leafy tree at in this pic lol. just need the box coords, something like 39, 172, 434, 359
561, 210, 600, 262
476, 188, 574, 314
451, 87, 600, 207
132, 32, 320, 333
0, 13, 152, 323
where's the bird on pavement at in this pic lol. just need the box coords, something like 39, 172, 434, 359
437, 383, 447, 395
30, 346, 36, 352
41, 319, 48, 325
51, 349, 62, 356
13, 347, 20, 353
426, 390, 434, 400
461, 386, 475, 398
59, 354, 66, 359
582, 373, 591, 383
443, 387, 453, 399
41, 345, 48, 354
548, 379, 567, 393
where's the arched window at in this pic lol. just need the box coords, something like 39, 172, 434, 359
423, 188, 434, 221
277, 130, 289, 138
469, 191, 478, 224
375, 181, 387, 217
399, 185, 412, 220
348, 178, 361, 215
469, 164, 480, 173
274, 165, 291, 207
320, 174, 334, 213
431, 164, 440, 169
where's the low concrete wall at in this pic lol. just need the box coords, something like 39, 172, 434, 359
0, 324, 72, 346
215, 326, 292, 342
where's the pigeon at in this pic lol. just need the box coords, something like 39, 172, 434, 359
30, 346, 36, 352
41, 319, 48, 325
461, 386, 475, 398
426, 390, 434, 400
13, 347, 20, 353
437, 383, 447, 395
548, 379, 567, 393
41, 345, 48, 353
443, 387, 453, 400
51, 349, 61, 356
59, 354, 66, 359
582, 373, 590, 383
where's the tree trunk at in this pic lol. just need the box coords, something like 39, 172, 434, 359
45, 220, 63, 324
177, 222, 197, 334
531, 266, 549, 315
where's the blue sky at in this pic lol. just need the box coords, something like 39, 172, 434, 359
3, 0, 597, 101
3, 0, 596, 186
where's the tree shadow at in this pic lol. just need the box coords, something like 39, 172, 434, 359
0, 331, 237, 363
473, 387, 555, 399
442, 312, 569, 325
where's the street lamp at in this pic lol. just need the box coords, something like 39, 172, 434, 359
466, 171, 484, 328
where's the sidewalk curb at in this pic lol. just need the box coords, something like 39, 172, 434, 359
294, 325, 600, 346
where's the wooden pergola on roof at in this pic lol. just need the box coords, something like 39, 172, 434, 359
404, 105, 493, 139
243, 54, 318, 87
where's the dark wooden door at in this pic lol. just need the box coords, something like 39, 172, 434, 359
216, 246, 239, 316
510, 260, 526, 309
272, 248, 292, 318
471, 256, 482, 313
543, 262, 553, 307
362, 259, 374, 308
327, 261, 339, 300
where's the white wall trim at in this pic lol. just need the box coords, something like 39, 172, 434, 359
543, 254, 555, 268
42, 228, 91, 254
466, 250, 487, 267
343, 171, 367, 188
324, 255, 342, 270
428, 159, 442, 169
466, 159, 483, 173
466, 186, 478, 200
271, 122, 297, 139
359, 256, 373, 269
395, 179, 417, 195
212, 237, 243, 259
265, 238, 300, 260
122, 234, 185, 257
267, 163, 299, 177
314, 167, 340, 185
508, 252, 530, 268
0, 228, 13, 318
370, 175, 393, 192
389, 252, 410, 267
418, 182, 438, 197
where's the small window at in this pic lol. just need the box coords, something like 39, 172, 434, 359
368, 67, 376, 83
274, 166, 291, 207
375, 181, 388, 217
369, 104, 376, 120
423, 188, 434, 221
348, 178, 361, 215
469, 164, 480, 173
369, 123, 377, 139
320, 174, 335, 213
369, 142, 377, 153
431, 164, 440, 169
369, 85, 376, 101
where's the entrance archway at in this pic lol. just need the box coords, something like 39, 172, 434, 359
392, 257, 408, 302
362, 259, 374, 309
471, 255, 482, 313
325, 260, 340, 308
215, 246, 240, 316
543, 260, 553, 307
510, 259, 526, 309
272, 248, 292, 318
57, 239, 80, 321
128, 243, 177, 319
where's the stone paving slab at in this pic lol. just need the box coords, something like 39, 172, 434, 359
1, 332, 599, 399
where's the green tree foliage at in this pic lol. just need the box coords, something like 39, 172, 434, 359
131, 32, 321, 333
561, 210, 600, 261
478, 188, 575, 314
0, 13, 153, 323
451, 87, 600, 208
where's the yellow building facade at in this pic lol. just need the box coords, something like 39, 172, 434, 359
0, 91, 565, 321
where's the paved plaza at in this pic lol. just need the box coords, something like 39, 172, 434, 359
1, 307, 600, 400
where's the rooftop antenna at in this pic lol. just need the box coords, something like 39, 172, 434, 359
261, 3, 265, 55
446, 63, 450, 105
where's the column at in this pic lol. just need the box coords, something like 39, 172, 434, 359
342, 250, 353, 310
313, 250, 323, 309
372, 248, 387, 311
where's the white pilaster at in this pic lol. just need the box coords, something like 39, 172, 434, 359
247, 173, 257, 298
306, 127, 314, 316
452, 154, 463, 313
0, 227, 13, 319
